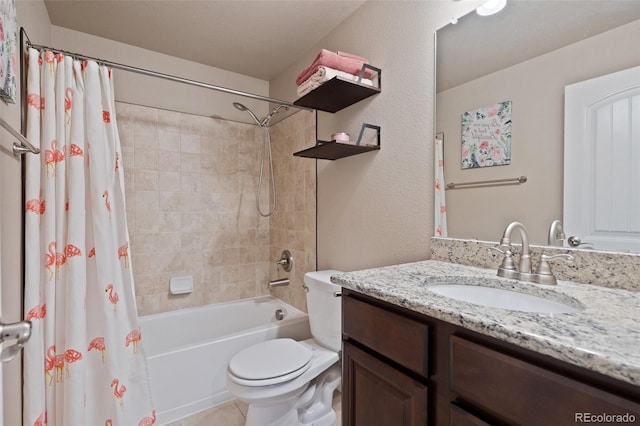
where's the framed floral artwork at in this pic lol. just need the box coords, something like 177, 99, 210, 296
0, 0, 17, 103
461, 100, 511, 169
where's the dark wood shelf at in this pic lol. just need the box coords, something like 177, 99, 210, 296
292, 64, 381, 160
293, 76, 381, 113
293, 140, 380, 161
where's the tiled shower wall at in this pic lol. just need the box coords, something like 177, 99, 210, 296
268, 110, 317, 312
116, 103, 315, 315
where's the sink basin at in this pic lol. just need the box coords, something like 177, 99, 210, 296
427, 284, 580, 314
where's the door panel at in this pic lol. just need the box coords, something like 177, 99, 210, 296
564, 66, 640, 252
342, 342, 428, 426
1, 138, 4, 426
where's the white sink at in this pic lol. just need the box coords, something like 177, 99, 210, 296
427, 284, 580, 314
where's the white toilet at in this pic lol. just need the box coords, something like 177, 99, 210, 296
227, 270, 343, 426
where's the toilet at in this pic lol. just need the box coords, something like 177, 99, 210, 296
227, 270, 343, 426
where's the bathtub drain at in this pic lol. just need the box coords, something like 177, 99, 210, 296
275, 309, 286, 321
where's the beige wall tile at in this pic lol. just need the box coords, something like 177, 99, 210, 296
181, 133, 202, 154
159, 130, 181, 153
118, 102, 315, 316
268, 111, 316, 313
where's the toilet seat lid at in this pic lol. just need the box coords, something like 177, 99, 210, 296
228, 338, 313, 385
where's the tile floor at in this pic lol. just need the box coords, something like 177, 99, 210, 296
168, 391, 342, 426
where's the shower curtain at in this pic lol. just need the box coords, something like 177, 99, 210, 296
434, 135, 448, 237
23, 48, 155, 426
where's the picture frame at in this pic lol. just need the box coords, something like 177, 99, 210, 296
461, 100, 512, 169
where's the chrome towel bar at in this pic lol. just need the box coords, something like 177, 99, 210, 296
0, 116, 40, 156
446, 175, 527, 190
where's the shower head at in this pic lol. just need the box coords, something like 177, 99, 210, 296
232, 102, 289, 127
233, 102, 261, 126
263, 104, 289, 126
232, 102, 248, 112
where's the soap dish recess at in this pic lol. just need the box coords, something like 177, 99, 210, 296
170, 276, 194, 295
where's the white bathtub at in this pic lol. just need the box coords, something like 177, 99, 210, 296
139, 296, 311, 425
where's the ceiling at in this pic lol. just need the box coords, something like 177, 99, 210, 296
44, 0, 367, 81
437, 0, 640, 92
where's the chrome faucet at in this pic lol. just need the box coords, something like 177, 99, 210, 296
489, 221, 573, 285
548, 220, 565, 247
489, 221, 532, 279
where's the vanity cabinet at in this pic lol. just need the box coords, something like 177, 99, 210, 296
342, 289, 640, 426
342, 292, 430, 425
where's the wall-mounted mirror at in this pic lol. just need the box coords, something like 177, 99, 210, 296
435, 0, 640, 252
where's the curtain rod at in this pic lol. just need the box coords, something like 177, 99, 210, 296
26, 41, 311, 111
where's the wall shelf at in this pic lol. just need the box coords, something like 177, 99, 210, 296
293, 141, 380, 161
293, 64, 381, 113
293, 64, 381, 160
293, 123, 380, 161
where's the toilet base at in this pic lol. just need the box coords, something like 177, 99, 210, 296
298, 364, 341, 426
243, 364, 341, 426
245, 399, 302, 426
301, 410, 336, 426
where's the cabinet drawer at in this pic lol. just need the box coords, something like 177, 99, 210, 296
450, 336, 640, 425
343, 295, 430, 377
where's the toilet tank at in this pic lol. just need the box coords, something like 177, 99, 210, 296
304, 270, 342, 352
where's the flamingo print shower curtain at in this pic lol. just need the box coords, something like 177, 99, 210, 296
23, 48, 155, 426
434, 135, 448, 237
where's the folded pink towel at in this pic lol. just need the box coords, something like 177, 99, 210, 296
337, 51, 369, 62
296, 49, 373, 86
297, 66, 375, 97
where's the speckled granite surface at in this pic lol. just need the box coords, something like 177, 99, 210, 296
331, 260, 640, 387
431, 237, 640, 292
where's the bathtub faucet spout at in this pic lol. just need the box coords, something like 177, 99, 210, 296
269, 278, 289, 288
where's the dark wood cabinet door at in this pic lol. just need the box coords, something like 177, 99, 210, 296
448, 403, 492, 426
343, 342, 428, 426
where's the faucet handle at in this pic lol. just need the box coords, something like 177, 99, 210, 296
488, 245, 509, 255
488, 246, 517, 271
275, 250, 293, 273
534, 254, 573, 285
540, 253, 573, 263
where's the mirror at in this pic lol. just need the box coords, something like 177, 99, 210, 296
435, 0, 640, 251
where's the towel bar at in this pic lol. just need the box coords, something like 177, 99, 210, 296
446, 176, 527, 190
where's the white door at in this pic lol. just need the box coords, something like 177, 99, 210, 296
564, 66, 640, 253
0, 145, 3, 425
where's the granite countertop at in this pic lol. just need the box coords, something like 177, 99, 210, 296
331, 260, 640, 387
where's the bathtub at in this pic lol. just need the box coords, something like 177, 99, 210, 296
139, 296, 311, 425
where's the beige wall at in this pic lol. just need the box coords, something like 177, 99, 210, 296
438, 20, 640, 245
270, 1, 480, 272
2, 2, 52, 424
